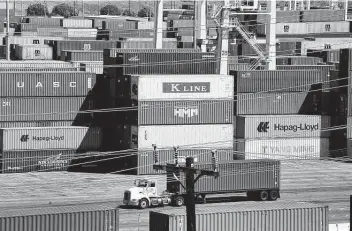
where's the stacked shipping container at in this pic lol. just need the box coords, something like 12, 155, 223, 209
232, 70, 330, 160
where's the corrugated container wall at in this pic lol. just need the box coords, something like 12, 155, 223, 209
7, 36, 65, 46
130, 100, 233, 125
301, 9, 345, 22
26, 17, 61, 27
117, 40, 177, 49
0, 72, 96, 97
0, 204, 119, 231
0, 121, 75, 128
0, 61, 74, 68
102, 20, 137, 30
80, 61, 104, 74
172, 160, 280, 194
1, 149, 78, 173
0, 97, 95, 122
60, 19, 93, 28
301, 38, 352, 55
236, 92, 329, 115
233, 70, 322, 93
347, 117, 352, 139
149, 202, 328, 231
19, 23, 38, 32
37, 27, 68, 37
137, 21, 167, 29
67, 28, 98, 38
235, 138, 329, 160
236, 115, 330, 139
63, 50, 103, 62
0, 126, 102, 151
307, 22, 350, 34
256, 10, 300, 23
307, 49, 340, 63
0, 67, 79, 72
123, 124, 233, 150
129, 75, 233, 100
16, 45, 53, 60
256, 23, 308, 36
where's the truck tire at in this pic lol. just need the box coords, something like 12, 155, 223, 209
139, 199, 149, 209
258, 191, 269, 201
269, 190, 279, 201
175, 196, 184, 207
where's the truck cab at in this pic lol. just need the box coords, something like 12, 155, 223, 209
123, 179, 158, 208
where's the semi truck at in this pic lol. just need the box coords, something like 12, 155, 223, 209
123, 159, 281, 209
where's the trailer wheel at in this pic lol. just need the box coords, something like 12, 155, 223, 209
269, 190, 279, 201
139, 199, 149, 209
175, 196, 184, 207
258, 191, 269, 201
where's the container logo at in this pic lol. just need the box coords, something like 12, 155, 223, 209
163, 82, 210, 93
283, 25, 290, 32
128, 56, 140, 62
20, 134, 64, 142
325, 24, 331, 32
257, 122, 319, 133
38, 154, 68, 168
16, 81, 77, 88
20, 135, 29, 142
174, 106, 199, 118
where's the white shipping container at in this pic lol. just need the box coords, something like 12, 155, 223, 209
61, 19, 93, 28
301, 38, 352, 55
129, 124, 233, 150
257, 23, 308, 35
131, 75, 233, 100
236, 115, 331, 139
0, 127, 102, 151
0, 60, 74, 68
235, 138, 329, 160
67, 29, 97, 38
79, 61, 103, 74
137, 21, 167, 30
307, 22, 350, 34
7, 36, 65, 46
16, 45, 53, 60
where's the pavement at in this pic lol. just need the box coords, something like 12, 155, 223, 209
0, 159, 352, 231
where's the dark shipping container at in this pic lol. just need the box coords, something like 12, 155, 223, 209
0, 204, 119, 231
307, 49, 340, 63
0, 67, 79, 72
0, 72, 96, 97
102, 20, 137, 30
97, 29, 165, 40
0, 121, 75, 128
233, 70, 323, 93
61, 50, 103, 62
301, 9, 345, 22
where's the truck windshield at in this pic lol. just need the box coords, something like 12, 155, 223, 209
135, 180, 148, 187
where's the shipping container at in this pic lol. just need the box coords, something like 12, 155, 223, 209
116, 40, 177, 49
60, 19, 93, 28
256, 10, 300, 23
62, 50, 103, 62
307, 22, 350, 34
0, 121, 74, 128
150, 202, 328, 231
233, 70, 323, 93
236, 92, 329, 115
301, 9, 345, 22
0, 126, 102, 151
307, 49, 340, 63
120, 100, 233, 125
256, 23, 308, 36
7, 36, 65, 46
301, 38, 352, 55
19, 23, 38, 32
15, 45, 53, 60
24, 17, 61, 27
235, 138, 329, 160
79, 61, 104, 74
127, 74, 233, 100
49, 40, 117, 60
0, 97, 95, 122
98, 29, 167, 40
339, 49, 352, 89
37, 27, 68, 37
122, 124, 233, 150
0, 67, 79, 72
1, 149, 78, 173
0, 204, 119, 231
0, 72, 96, 97
170, 159, 280, 195
0, 60, 74, 68
236, 115, 330, 139
67, 28, 98, 38
347, 117, 352, 139
135, 148, 235, 175
137, 21, 167, 29
102, 20, 137, 30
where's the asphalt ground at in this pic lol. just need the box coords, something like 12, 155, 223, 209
0, 159, 351, 231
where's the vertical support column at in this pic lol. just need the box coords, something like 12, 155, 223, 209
82, 0, 85, 17
6, 0, 10, 61
195, 0, 207, 51
345, 0, 348, 21
217, 0, 230, 75
185, 157, 196, 231
306, 0, 311, 10
266, 0, 276, 70
154, 0, 164, 49
288, 0, 292, 10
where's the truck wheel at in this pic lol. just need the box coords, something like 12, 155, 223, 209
139, 199, 149, 209
175, 196, 184, 207
269, 190, 279, 201
258, 191, 269, 201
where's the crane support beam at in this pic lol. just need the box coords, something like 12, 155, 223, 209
195, 0, 207, 51
217, 0, 230, 75
154, 0, 164, 49
266, 0, 276, 70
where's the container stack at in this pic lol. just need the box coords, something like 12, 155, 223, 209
232, 70, 331, 160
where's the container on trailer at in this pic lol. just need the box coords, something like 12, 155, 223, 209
236, 115, 330, 139
236, 92, 329, 115
125, 74, 233, 100
0, 72, 96, 97
134, 148, 235, 175
62, 50, 103, 62
235, 138, 329, 160
0, 97, 95, 122
149, 202, 328, 231
0, 126, 102, 151
67, 28, 98, 38
0, 204, 119, 231
121, 124, 233, 150
80, 61, 104, 74
1, 149, 78, 173
60, 19, 93, 28
0, 60, 74, 68
0, 121, 75, 128
122, 100, 233, 125
301, 9, 345, 22
102, 20, 137, 30
233, 70, 323, 93
15, 45, 53, 60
